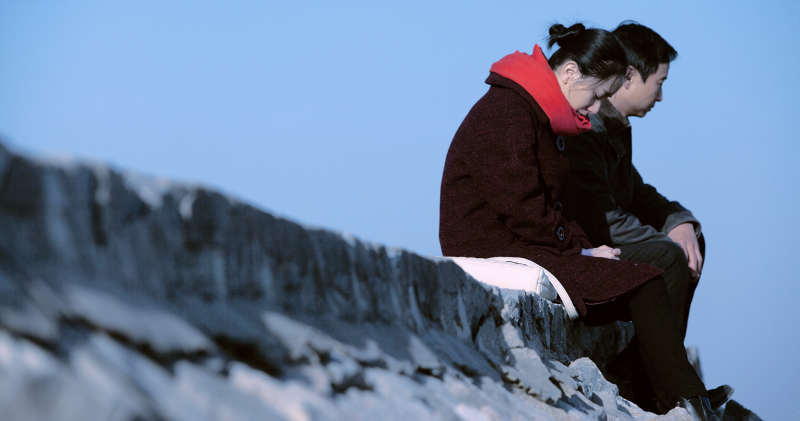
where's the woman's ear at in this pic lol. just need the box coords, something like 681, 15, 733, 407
560, 61, 581, 85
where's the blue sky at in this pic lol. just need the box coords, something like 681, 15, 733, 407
1, 1, 798, 419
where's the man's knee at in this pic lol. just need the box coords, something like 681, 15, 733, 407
620, 241, 689, 289
621, 240, 687, 270
660, 240, 689, 270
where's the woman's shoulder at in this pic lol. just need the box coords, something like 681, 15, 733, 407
486, 73, 549, 124
466, 74, 549, 124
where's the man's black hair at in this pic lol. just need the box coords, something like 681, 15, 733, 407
612, 21, 677, 82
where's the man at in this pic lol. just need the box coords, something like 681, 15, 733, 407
563, 21, 731, 414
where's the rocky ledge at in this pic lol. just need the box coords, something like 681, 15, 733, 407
0, 142, 754, 420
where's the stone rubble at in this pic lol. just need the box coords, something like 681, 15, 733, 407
0, 140, 711, 420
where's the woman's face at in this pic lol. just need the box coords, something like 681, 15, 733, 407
565, 77, 618, 115
556, 61, 619, 115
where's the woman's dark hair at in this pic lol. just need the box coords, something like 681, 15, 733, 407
547, 23, 628, 88
612, 21, 677, 82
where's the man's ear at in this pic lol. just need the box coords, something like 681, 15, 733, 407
560, 61, 581, 85
622, 65, 635, 89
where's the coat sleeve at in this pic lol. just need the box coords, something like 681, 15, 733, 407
461, 88, 587, 253
628, 165, 702, 237
566, 127, 672, 246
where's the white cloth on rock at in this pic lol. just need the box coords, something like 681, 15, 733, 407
445, 256, 579, 320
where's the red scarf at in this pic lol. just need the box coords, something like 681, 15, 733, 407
489, 45, 591, 136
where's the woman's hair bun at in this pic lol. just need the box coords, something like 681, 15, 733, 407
547, 23, 586, 49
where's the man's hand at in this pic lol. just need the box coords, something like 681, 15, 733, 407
582, 245, 621, 260
668, 223, 702, 280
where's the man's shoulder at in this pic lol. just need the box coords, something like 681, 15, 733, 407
587, 113, 608, 137
565, 114, 609, 157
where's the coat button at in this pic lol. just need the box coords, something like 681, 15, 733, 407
557, 226, 565, 241
553, 202, 562, 214
556, 136, 565, 151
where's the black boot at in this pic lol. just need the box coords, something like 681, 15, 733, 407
707, 385, 734, 410
675, 396, 718, 421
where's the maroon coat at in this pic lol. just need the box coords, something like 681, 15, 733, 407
439, 73, 663, 318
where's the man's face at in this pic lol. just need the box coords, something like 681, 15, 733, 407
626, 62, 669, 117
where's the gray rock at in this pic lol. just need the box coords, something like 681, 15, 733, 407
0, 331, 149, 421
556, 392, 606, 421
0, 302, 58, 342
570, 357, 620, 409
0, 155, 44, 216
83, 333, 210, 421
567, 357, 664, 421
615, 398, 658, 421
498, 288, 634, 368
503, 347, 563, 404
658, 406, 694, 421
228, 362, 344, 421
65, 285, 214, 356
171, 361, 292, 421
324, 348, 364, 392
0, 141, 678, 421
0, 141, 11, 187
407, 333, 446, 376
420, 329, 497, 380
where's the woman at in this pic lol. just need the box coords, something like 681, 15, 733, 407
439, 23, 716, 420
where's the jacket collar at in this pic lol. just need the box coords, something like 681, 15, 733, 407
596, 99, 630, 159
597, 99, 630, 135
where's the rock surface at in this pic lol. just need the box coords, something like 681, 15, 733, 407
0, 141, 700, 420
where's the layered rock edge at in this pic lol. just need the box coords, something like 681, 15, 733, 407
0, 142, 696, 420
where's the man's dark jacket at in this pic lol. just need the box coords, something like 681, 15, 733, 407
563, 100, 700, 248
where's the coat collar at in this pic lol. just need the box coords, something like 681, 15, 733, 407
596, 99, 631, 159
597, 99, 630, 135
485, 72, 551, 127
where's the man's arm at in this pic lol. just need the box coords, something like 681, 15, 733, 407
628, 166, 703, 278
565, 128, 671, 247
627, 166, 701, 237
